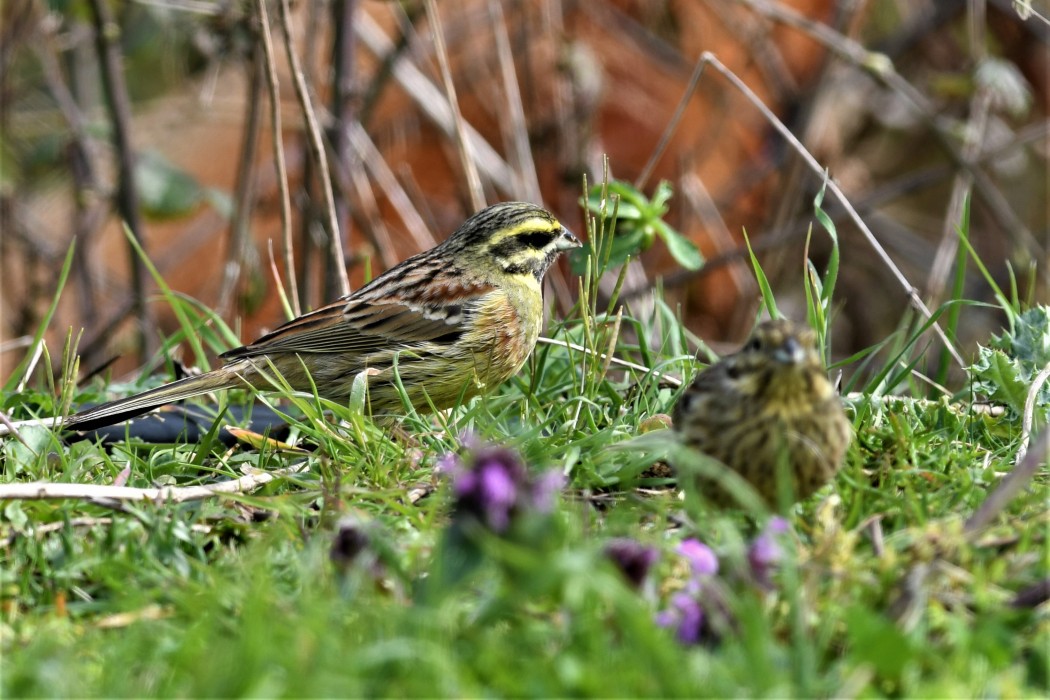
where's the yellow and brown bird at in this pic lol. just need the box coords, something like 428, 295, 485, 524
65, 202, 580, 431
672, 319, 852, 508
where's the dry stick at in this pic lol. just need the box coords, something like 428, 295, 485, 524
737, 0, 1044, 264
87, 0, 154, 359
218, 51, 265, 317
424, 0, 485, 210
964, 428, 1048, 538
537, 336, 683, 386
355, 12, 518, 195
699, 52, 965, 368
0, 461, 309, 503
330, 0, 358, 247
33, 40, 103, 327
625, 120, 1050, 301
927, 88, 992, 302
635, 56, 709, 191
278, 0, 351, 298
1018, 364, 1050, 466
489, 0, 543, 203
346, 123, 437, 251
255, 0, 300, 318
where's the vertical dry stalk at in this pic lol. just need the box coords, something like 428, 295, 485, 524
423, 0, 485, 210
488, 0, 542, 203
330, 0, 358, 254
218, 48, 265, 317
255, 0, 301, 318
87, 0, 154, 358
277, 0, 351, 298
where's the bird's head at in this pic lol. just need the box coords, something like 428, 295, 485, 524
445, 201, 580, 281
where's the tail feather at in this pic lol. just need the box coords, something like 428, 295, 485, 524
65, 369, 242, 432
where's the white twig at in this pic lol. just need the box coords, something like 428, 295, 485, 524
1018, 363, 1050, 466
698, 52, 966, 368
0, 461, 309, 503
537, 336, 684, 386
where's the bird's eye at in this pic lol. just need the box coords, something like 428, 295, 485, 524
516, 231, 556, 249
745, 337, 762, 352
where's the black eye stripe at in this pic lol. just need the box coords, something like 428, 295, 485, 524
517, 230, 556, 249
490, 230, 556, 258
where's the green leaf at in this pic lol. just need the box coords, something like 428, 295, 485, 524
135, 150, 204, 219
971, 348, 1031, 415
657, 223, 703, 271
845, 606, 916, 681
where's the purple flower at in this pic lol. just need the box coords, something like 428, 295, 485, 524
604, 539, 660, 589
748, 516, 790, 589
441, 441, 564, 534
678, 538, 719, 578
529, 469, 567, 513
656, 592, 705, 645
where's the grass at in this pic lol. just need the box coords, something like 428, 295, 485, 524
1, 193, 1047, 698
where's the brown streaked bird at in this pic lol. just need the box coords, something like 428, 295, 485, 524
65, 202, 580, 432
672, 319, 852, 508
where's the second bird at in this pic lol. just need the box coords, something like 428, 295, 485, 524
66, 201, 580, 431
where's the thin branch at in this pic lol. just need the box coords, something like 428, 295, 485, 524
347, 122, 436, 250
218, 45, 265, 317
1018, 364, 1050, 466
277, 0, 351, 297
0, 461, 309, 503
355, 11, 519, 196
964, 428, 1049, 538
537, 336, 684, 386
698, 52, 966, 368
424, 0, 484, 210
330, 0, 358, 255
736, 0, 1045, 267
255, 0, 300, 317
87, 0, 154, 359
488, 0, 542, 203
635, 55, 708, 192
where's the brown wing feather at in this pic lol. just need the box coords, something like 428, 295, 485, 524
221, 276, 496, 361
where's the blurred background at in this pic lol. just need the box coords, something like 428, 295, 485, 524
1, 0, 1047, 385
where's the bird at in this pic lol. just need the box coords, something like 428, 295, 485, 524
65, 201, 581, 432
672, 319, 851, 509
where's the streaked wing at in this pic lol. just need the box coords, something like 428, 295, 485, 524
221, 287, 487, 360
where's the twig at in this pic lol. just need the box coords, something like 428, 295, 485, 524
330, 0, 358, 260
347, 123, 437, 251
0, 410, 33, 451
964, 428, 1049, 538
1017, 364, 1050, 466
537, 336, 683, 386
423, 0, 484, 210
697, 52, 966, 369
87, 0, 154, 359
0, 461, 310, 503
635, 54, 709, 192
355, 11, 518, 195
488, 0, 542, 203
218, 46, 265, 317
278, 0, 351, 297
737, 0, 1045, 266
255, 0, 301, 317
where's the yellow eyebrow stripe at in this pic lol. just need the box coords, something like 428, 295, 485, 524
484, 217, 559, 245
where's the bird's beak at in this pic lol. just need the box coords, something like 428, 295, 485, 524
773, 337, 806, 365
555, 227, 582, 251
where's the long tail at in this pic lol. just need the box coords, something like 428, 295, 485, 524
64, 367, 245, 432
